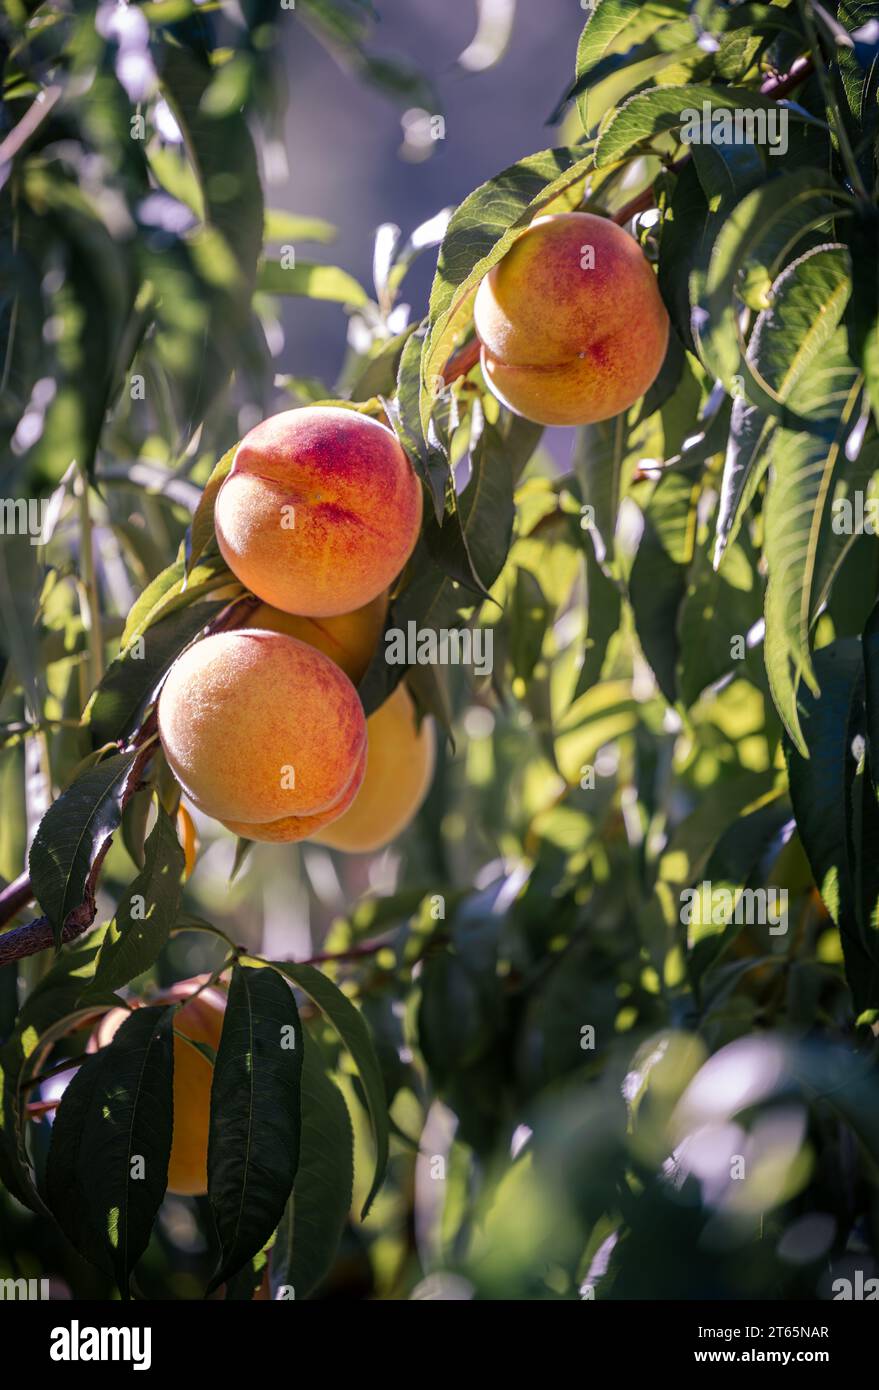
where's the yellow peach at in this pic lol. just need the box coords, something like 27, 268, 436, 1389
157, 630, 366, 838
248, 591, 387, 685
311, 682, 435, 853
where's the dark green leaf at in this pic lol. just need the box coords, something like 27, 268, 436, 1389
207, 963, 304, 1292
45, 1005, 174, 1294
269, 961, 388, 1219
269, 1032, 353, 1301
87, 600, 226, 749
87, 808, 185, 997
29, 751, 139, 949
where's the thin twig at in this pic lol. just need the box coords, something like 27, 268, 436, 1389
0, 84, 62, 164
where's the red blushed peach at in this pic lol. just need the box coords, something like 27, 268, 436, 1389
214, 407, 423, 618
474, 211, 669, 427
157, 630, 366, 833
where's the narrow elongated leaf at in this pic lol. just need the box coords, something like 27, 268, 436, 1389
573, 414, 629, 573
87, 600, 226, 748
677, 506, 762, 707
257, 259, 369, 306
123, 553, 235, 647
46, 1005, 174, 1294
187, 446, 236, 572
207, 964, 304, 1292
29, 751, 139, 948
270, 1033, 354, 1301
425, 423, 515, 599
269, 961, 388, 1218
693, 168, 840, 400
389, 326, 450, 521
716, 242, 855, 567
628, 467, 701, 702
87, 809, 185, 997
595, 84, 802, 169
761, 249, 860, 748
785, 640, 879, 1011
864, 599, 879, 778
264, 211, 336, 244
554, 0, 695, 130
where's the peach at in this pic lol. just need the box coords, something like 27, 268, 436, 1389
157, 630, 366, 839
248, 591, 388, 685
473, 211, 669, 427
310, 682, 435, 853
214, 407, 422, 618
88, 977, 227, 1197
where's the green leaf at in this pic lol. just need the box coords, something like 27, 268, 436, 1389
122, 553, 235, 647
595, 83, 802, 168
86, 808, 185, 997
29, 751, 139, 949
45, 1005, 175, 1295
207, 964, 304, 1293
188, 446, 236, 572
761, 247, 860, 749
785, 639, 879, 1012
558, 0, 698, 131
268, 961, 388, 1219
269, 1032, 354, 1300
692, 167, 841, 404
657, 160, 711, 354
160, 47, 263, 283
424, 423, 515, 600
628, 467, 700, 703
574, 414, 629, 575
256, 260, 369, 307
677, 496, 762, 707
421, 146, 594, 436
87, 600, 226, 749
264, 211, 337, 245
843, 206, 879, 424
576, 533, 623, 695
388, 326, 451, 522
510, 568, 551, 682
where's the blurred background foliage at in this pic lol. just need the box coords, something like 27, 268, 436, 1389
1, 0, 879, 1301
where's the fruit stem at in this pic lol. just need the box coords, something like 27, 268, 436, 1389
441, 336, 482, 385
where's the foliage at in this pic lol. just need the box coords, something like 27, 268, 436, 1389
1, 0, 879, 1302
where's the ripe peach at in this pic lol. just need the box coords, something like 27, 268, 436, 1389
473, 211, 669, 427
221, 742, 366, 842
88, 978, 227, 1197
214, 407, 422, 618
248, 591, 388, 685
157, 630, 366, 838
310, 682, 435, 853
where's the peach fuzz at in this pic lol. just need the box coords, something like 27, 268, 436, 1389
248, 590, 388, 685
473, 211, 669, 427
214, 406, 423, 618
88, 978, 226, 1197
311, 682, 435, 854
157, 630, 366, 834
